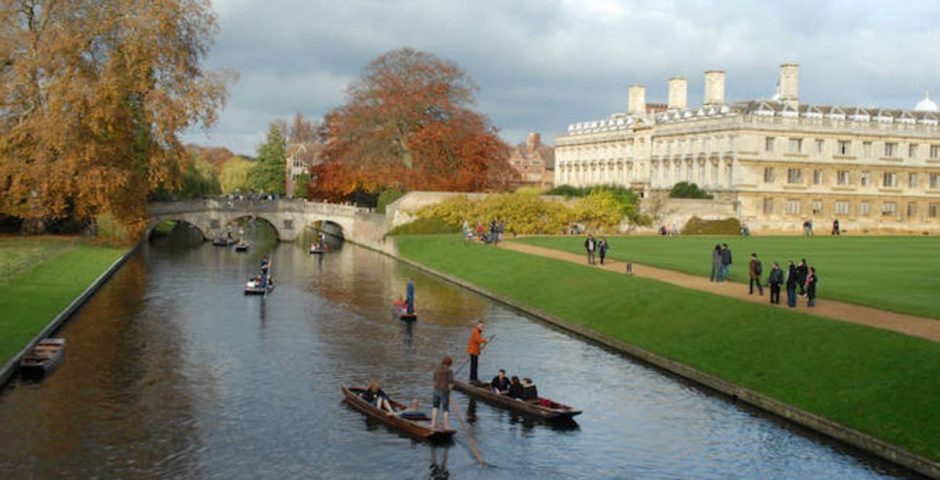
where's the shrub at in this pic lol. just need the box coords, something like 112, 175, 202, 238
95, 213, 133, 245
682, 216, 741, 235
376, 189, 405, 214
386, 217, 461, 237
669, 182, 713, 199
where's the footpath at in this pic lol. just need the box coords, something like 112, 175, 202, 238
501, 241, 940, 343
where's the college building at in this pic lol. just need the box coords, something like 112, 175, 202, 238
554, 64, 940, 233
508, 133, 555, 188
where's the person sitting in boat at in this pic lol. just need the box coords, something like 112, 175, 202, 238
507, 375, 524, 399
392, 296, 406, 315
361, 379, 394, 415
397, 398, 426, 420
490, 369, 510, 394
521, 377, 538, 401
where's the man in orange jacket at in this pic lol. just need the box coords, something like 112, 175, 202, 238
466, 321, 488, 383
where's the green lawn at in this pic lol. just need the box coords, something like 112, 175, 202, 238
396, 235, 940, 463
517, 235, 940, 320
0, 237, 125, 365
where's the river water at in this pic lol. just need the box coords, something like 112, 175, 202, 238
0, 228, 921, 479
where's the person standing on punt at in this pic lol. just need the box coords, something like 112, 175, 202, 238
466, 321, 488, 384
406, 278, 415, 315
431, 356, 454, 432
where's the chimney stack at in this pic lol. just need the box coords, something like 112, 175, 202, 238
779, 63, 799, 108
668, 77, 688, 111
703, 70, 725, 106
628, 84, 647, 115
526, 132, 541, 150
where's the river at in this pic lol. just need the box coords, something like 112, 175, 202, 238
0, 227, 920, 479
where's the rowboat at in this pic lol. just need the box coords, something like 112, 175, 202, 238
244, 278, 274, 295
234, 241, 250, 252
212, 237, 235, 247
341, 385, 455, 442
452, 380, 582, 420
20, 338, 66, 378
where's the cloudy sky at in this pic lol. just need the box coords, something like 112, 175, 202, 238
183, 0, 940, 156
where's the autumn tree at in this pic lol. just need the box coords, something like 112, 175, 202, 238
0, 0, 231, 237
312, 48, 515, 200
249, 122, 286, 194
219, 155, 253, 193
288, 112, 317, 144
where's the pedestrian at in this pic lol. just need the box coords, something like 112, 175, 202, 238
768, 261, 784, 305
584, 234, 597, 265
748, 253, 764, 296
462, 219, 470, 240
431, 355, 454, 432
406, 278, 416, 314
710, 244, 722, 282
719, 243, 733, 281
806, 267, 818, 307
466, 321, 488, 383
796, 259, 808, 296
803, 219, 814, 236
831, 219, 840, 236
785, 261, 798, 308
598, 237, 608, 265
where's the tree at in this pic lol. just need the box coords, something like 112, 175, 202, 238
180, 157, 221, 198
219, 156, 253, 193
669, 182, 713, 199
249, 122, 287, 194
0, 0, 232, 237
293, 172, 310, 200
289, 112, 317, 144
312, 48, 515, 200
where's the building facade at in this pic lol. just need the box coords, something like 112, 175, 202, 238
508, 133, 555, 188
554, 64, 940, 233
284, 142, 322, 198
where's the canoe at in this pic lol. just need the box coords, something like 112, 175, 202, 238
341, 385, 455, 442
235, 241, 250, 252
452, 380, 582, 420
20, 338, 66, 378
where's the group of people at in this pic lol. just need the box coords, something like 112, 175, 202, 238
489, 369, 539, 400
583, 234, 609, 265
658, 224, 679, 236
709, 243, 734, 282
763, 258, 819, 308
463, 219, 506, 245
804, 218, 843, 236
393, 278, 416, 315
248, 256, 272, 289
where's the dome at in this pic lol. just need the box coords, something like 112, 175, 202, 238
914, 91, 938, 112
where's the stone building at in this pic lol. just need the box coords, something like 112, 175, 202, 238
554, 64, 940, 233
508, 133, 555, 188
284, 142, 322, 198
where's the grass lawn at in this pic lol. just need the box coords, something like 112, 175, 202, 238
396, 234, 940, 463
517, 235, 940, 320
0, 236, 125, 366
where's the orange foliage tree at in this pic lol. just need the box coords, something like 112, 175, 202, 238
311, 48, 515, 200
0, 0, 231, 238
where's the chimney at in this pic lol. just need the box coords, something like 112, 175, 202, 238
703, 70, 725, 107
779, 63, 799, 108
668, 77, 687, 111
628, 84, 647, 115
526, 132, 540, 150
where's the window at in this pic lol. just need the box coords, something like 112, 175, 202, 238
860, 171, 871, 187
909, 173, 918, 188
788, 138, 802, 153
837, 170, 850, 186
931, 173, 940, 189
881, 201, 897, 217
763, 167, 775, 183
765, 137, 775, 152
884, 142, 897, 158
815, 139, 825, 154
882, 172, 897, 188
863, 141, 872, 157
813, 169, 823, 185
909, 144, 918, 158
763, 197, 774, 214
931, 145, 940, 159
835, 201, 850, 215
860, 201, 871, 217
837, 140, 851, 155
812, 200, 822, 215
907, 203, 917, 217
930, 204, 939, 218
787, 168, 803, 184
786, 199, 801, 215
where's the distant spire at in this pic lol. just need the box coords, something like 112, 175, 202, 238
772, 80, 781, 101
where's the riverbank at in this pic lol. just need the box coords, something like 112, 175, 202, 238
394, 234, 940, 477
0, 237, 126, 368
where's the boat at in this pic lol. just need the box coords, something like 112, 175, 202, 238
212, 236, 235, 247
244, 277, 275, 295
20, 338, 66, 378
341, 385, 455, 442
452, 380, 582, 420
235, 241, 250, 252
309, 245, 324, 254
399, 313, 417, 321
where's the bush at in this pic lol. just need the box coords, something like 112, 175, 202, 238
669, 182, 713, 199
682, 216, 741, 235
386, 217, 461, 237
95, 213, 133, 245
376, 189, 405, 214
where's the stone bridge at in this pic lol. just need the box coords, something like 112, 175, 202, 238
147, 198, 392, 247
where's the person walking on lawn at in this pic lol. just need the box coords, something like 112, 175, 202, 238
785, 261, 798, 308
710, 244, 722, 282
806, 266, 819, 307
748, 253, 764, 296
598, 237, 609, 265
719, 243, 733, 281
767, 261, 784, 305
584, 234, 597, 265
796, 259, 809, 296
466, 321, 489, 384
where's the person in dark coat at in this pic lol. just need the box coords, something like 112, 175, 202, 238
598, 237, 609, 265
767, 262, 784, 305
748, 253, 763, 296
719, 244, 732, 282
796, 259, 809, 296
584, 234, 597, 265
406, 278, 416, 314
806, 267, 818, 307
521, 378, 539, 400
507, 376, 524, 399
831, 219, 840, 236
785, 261, 798, 308
710, 244, 722, 282
490, 369, 510, 394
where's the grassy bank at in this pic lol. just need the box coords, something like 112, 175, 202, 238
0, 237, 125, 365
517, 235, 940, 320
396, 235, 940, 463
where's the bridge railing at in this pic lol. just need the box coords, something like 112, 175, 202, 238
148, 197, 372, 216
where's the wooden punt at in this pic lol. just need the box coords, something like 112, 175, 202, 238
452, 380, 582, 420
244, 280, 274, 295
20, 338, 66, 378
341, 385, 455, 442
212, 237, 235, 247
309, 245, 324, 254
234, 241, 250, 252
399, 313, 417, 321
